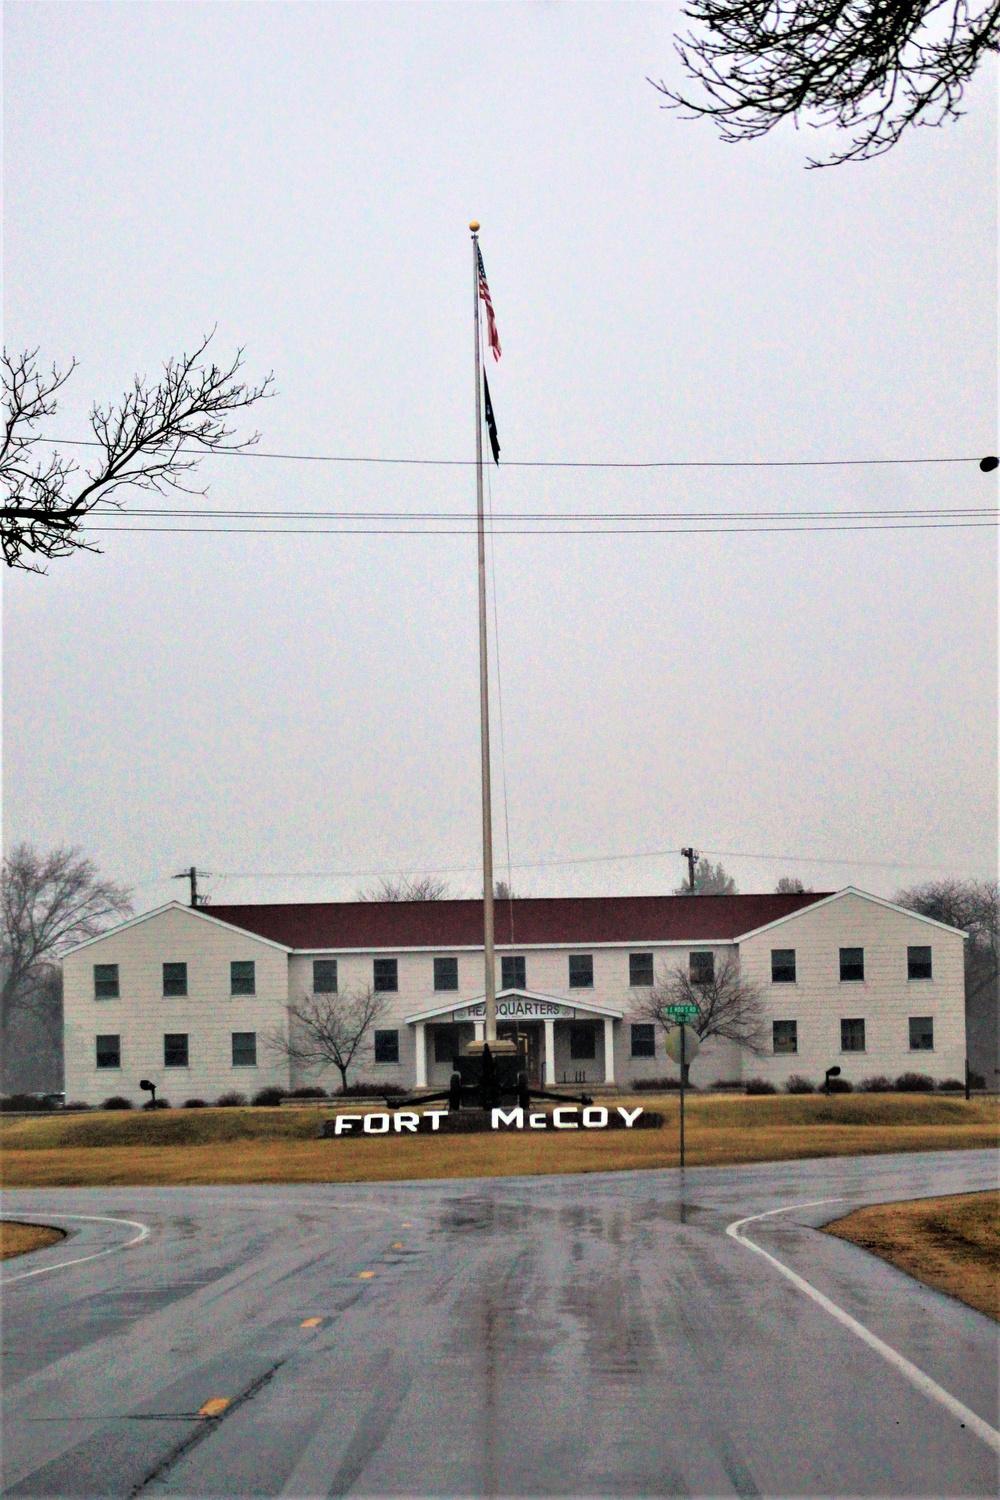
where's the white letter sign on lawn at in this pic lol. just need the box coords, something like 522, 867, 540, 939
492, 1107, 524, 1129
363, 1113, 390, 1134
617, 1107, 643, 1128
583, 1106, 608, 1128
334, 1115, 361, 1135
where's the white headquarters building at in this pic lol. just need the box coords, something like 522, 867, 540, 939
61, 888, 967, 1105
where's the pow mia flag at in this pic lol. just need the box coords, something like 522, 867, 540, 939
483, 368, 500, 465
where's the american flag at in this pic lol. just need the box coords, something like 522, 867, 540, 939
477, 247, 501, 361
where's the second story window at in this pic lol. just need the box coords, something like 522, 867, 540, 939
501, 955, 526, 990
373, 958, 398, 993
230, 961, 255, 996
840, 948, 865, 982
690, 951, 715, 985
163, 962, 188, 997
434, 957, 459, 991
94, 963, 120, 999
568, 954, 593, 989
313, 959, 338, 994
771, 950, 796, 983
907, 946, 932, 980
629, 953, 654, 987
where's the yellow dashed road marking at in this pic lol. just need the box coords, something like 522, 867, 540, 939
300, 1317, 322, 1328
358, 1270, 375, 1279
198, 1397, 229, 1418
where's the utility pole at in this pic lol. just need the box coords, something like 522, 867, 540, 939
172, 866, 201, 908
680, 847, 698, 894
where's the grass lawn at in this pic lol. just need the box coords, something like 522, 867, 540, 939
0, 1220, 66, 1260
1, 1094, 996, 1187
825, 1190, 999, 1322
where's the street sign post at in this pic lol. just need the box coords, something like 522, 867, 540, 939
663, 1015, 700, 1167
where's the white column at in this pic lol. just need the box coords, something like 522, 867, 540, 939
474, 1020, 485, 1042
415, 1022, 427, 1089
544, 1018, 556, 1085
603, 1016, 615, 1084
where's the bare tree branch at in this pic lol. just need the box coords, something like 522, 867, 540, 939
1, 332, 274, 571
638, 952, 769, 1061
652, 0, 1000, 167
357, 875, 450, 902
263, 986, 391, 1092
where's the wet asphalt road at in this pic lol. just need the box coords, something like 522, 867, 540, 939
1, 1149, 997, 1498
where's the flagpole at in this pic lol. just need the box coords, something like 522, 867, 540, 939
470, 221, 497, 1048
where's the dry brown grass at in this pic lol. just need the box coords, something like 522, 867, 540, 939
825, 1191, 1000, 1322
1, 1094, 996, 1187
0, 1219, 66, 1260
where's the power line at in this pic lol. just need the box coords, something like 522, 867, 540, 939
195, 843, 969, 881
83, 518, 998, 537
97, 503, 995, 519
41, 435, 998, 470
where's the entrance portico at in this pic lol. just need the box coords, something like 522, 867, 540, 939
407, 990, 623, 1090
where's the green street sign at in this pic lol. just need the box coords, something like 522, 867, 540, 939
666, 1004, 699, 1019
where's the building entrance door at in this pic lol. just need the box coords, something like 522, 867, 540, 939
496, 1021, 542, 1086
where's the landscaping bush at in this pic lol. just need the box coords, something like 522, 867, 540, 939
0, 1093, 56, 1112
744, 1078, 777, 1095
968, 1069, 986, 1089
824, 1077, 853, 1093
937, 1078, 965, 1093
183, 1098, 207, 1108
64, 1101, 92, 1112
895, 1072, 935, 1092
101, 1096, 133, 1110
633, 1077, 682, 1091
784, 1075, 815, 1094
859, 1075, 894, 1093
288, 1086, 327, 1099
142, 1098, 170, 1110
710, 1080, 744, 1091
336, 1082, 406, 1097
215, 1091, 248, 1108
251, 1087, 286, 1107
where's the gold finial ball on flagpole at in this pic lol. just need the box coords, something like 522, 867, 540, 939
469, 220, 480, 232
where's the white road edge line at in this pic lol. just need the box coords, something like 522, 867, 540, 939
726, 1198, 1000, 1457
0, 1213, 151, 1285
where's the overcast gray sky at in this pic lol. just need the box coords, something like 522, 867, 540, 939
4, 2, 997, 913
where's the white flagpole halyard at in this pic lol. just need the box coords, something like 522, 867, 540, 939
470, 222, 497, 1048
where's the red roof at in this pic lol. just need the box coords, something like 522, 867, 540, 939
204, 892, 829, 950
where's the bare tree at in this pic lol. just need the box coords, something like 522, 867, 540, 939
652, 0, 1000, 167
674, 857, 738, 895
638, 952, 767, 1078
1, 845, 133, 1084
357, 875, 449, 902
2, 333, 273, 571
264, 986, 391, 1093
